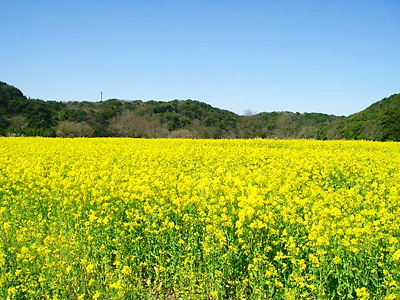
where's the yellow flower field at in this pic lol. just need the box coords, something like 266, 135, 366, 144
0, 138, 399, 299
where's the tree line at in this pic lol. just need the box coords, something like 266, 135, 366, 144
1, 81, 399, 141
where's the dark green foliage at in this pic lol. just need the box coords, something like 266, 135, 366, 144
0, 116, 10, 128
57, 109, 88, 122
0, 81, 399, 140
256, 111, 343, 139
337, 94, 400, 141
0, 82, 65, 136
237, 115, 265, 138
141, 99, 239, 133
0, 116, 10, 135
0, 81, 24, 110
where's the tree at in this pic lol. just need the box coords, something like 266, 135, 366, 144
107, 111, 168, 138
237, 115, 264, 138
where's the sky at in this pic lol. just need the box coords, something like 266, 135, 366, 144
1, 0, 399, 116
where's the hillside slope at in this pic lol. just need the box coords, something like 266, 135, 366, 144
337, 94, 400, 141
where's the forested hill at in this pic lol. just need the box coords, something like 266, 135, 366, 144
335, 94, 400, 141
0, 81, 399, 140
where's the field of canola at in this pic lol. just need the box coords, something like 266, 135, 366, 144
0, 137, 400, 300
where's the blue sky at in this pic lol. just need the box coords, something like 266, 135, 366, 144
1, 0, 399, 116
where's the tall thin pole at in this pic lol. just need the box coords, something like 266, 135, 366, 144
101, 91, 103, 102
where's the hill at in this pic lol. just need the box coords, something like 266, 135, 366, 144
0, 81, 399, 140
336, 94, 400, 141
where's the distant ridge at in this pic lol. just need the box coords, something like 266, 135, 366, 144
0, 81, 399, 140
